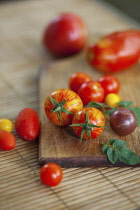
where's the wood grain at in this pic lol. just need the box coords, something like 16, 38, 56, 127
39, 53, 140, 167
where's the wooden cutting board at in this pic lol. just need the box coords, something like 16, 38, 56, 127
39, 53, 140, 167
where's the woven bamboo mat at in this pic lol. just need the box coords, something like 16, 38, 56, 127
0, 0, 140, 209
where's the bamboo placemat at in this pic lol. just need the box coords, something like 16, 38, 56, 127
0, 0, 140, 209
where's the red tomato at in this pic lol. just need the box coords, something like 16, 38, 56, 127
71, 107, 105, 140
15, 108, 40, 141
0, 130, 16, 151
86, 30, 140, 73
44, 89, 83, 126
40, 163, 63, 187
69, 72, 92, 93
98, 75, 120, 96
43, 13, 88, 57
78, 81, 104, 105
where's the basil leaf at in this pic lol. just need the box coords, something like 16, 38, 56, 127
102, 144, 109, 155
112, 139, 127, 150
118, 148, 140, 165
107, 148, 119, 164
108, 138, 117, 145
118, 101, 133, 107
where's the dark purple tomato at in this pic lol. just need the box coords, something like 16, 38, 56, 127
110, 108, 137, 136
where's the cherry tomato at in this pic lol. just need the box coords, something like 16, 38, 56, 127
110, 108, 137, 136
40, 163, 63, 187
69, 72, 92, 93
104, 93, 121, 107
78, 81, 104, 105
0, 119, 13, 132
0, 130, 16, 151
98, 75, 120, 96
44, 89, 83, 126
71, 107, 105, 140
86, 30, 140, 73
43, 13, 88, 57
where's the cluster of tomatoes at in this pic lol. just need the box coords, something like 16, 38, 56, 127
43, 13, 140, 74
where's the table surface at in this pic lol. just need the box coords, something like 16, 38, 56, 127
0, 0, 140, 210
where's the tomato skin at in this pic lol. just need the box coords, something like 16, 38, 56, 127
98, 75, 120, 96
0, 119, 13, 133
72, 107, 105, 140
78, 81, 104, 105
43, 13, 88, 57
86, 30, 140, 73
104, 93, 121, 108
44, 89, 83, 126
40, 163, 63, 187
15, 108, 40, 141
0, 130, 16, 150
69, 72, 92, 93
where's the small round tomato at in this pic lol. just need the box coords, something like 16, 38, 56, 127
78, 81, 104, 105
98, 75, 120, 96
71, 107, 105, 140
86, 30, 140, 73
43, 13, 88, 57
110, 108, 137, 136
40, 163, 63, 187
104, 93, 121, 107
44, 89, 83, 126
69, 72, 92, 93
0, 119, 13, 132
0, 130, 16, 151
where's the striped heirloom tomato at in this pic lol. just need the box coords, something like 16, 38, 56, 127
71, 107, 105, 141
44, 89, 83, 126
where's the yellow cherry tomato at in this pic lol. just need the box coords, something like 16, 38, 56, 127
104, 93, 121, 107
0, 119, 13, 132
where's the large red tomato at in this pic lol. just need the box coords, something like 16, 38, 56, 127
44, 89, 83, 126
69, 72, 92, 93
78, 81, 104, 105
71, 107, 105, 140
43, 13, 88, 57
86, 30, 140, 73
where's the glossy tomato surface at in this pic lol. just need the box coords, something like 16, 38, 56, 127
86, 30, 140, 73
98, 75, 120, 96
43, 13, 88, 57
78, 81, 104, 105
110, 108, 137, 136
15, 108, 40, 141
72, 107, 105, 140
40, 163, 63, 187
44, 89, 83, 126
0, 130, 16, 151
69, 72, 92, 93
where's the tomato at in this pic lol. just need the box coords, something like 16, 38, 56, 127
0, 119, 13, 132
78, 81, 104, 105
86, 30, 140, 73
42, 13, 88, 57
98, 75, 120, 96
69, 72, 92, 93
104, 93, 121, 107
110, 108, 137, 136
0, 130, 16, 151
40, 163, 63, 187
15, 108, 40, 141
44, 89, 83, 126
71, 107, 105, 140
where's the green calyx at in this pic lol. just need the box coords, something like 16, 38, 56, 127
48, 95, 74, 123
71, 111, 104, 142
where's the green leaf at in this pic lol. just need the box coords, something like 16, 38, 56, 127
112, 139, 127, 150
102, 144, 109, 155
118, 148, 140, 165
108, 138, 117, 145
118, 101, 133, 107
86, 101, 110, 109
107, 148, 119, 164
